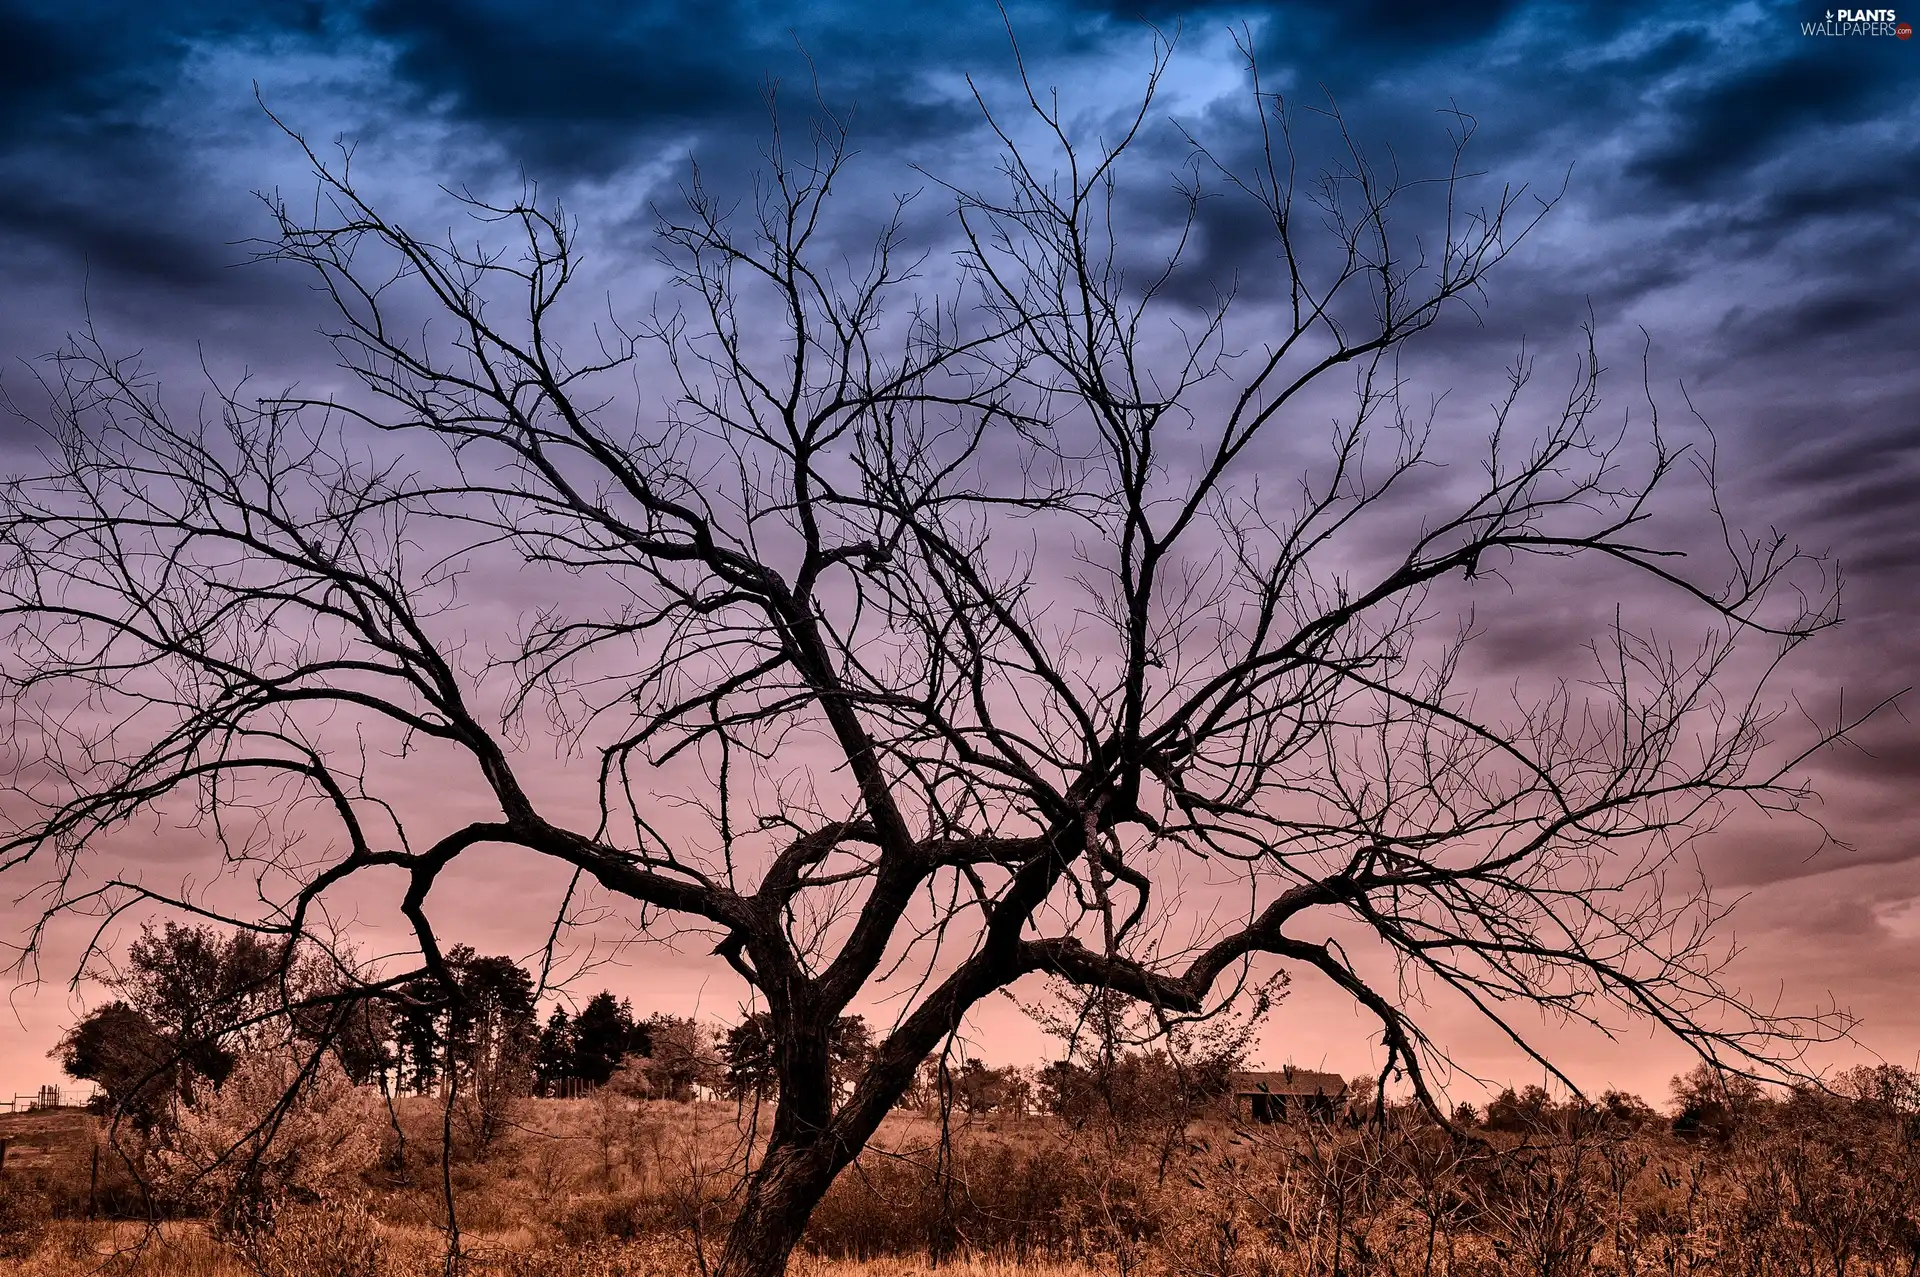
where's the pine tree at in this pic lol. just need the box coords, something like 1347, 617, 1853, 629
570, 992, 637, 1086
533, 1007, 575, 1096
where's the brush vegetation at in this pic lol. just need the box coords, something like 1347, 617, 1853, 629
4, 1061, 1918, 1277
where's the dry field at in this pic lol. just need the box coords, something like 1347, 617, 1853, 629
4, 1085, 1919, 1276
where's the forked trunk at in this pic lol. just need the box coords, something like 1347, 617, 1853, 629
712, 938, 998, 1274
714, 1134, 843, 1277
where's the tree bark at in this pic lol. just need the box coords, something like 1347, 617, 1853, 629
714, 1131, 844, 1277
713, 1001, 937, 1277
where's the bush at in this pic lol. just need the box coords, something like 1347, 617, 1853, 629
152, 1046, 381, 1229
803, 1134, 1147, 1260
233, 1194, 386, 1277
0, 1171, 53, 1259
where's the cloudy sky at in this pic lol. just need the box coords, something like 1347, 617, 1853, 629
2, 0, 1917, 1106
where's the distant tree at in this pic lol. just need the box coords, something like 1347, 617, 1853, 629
722, 1015, 777, 1102
291, 985, 395, 1091
534, 1007, 576, 1096
642, 1014, 722, 1100
1598, 1089, 1657, 1129
53, 1000, 176, 1129
1670, 1062, 1765, 1141
1036, 1059, 1092, 1121
1833, 1063, 1920, 1116
55, 922, 290, 1122
120, 922, 283, 1095
445, 950, 537, 1081
378, 947, 538, 1095
829, 1015, 874, 1099
392, 989, 444, 1095
1484, 1085, 1557, 1133
1031, 980, 1261, 1133
953, 1059, 1023, 1115
570, 993, 641, 1086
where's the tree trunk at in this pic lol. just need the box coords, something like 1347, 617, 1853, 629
709, 918, 1026, 1275
710, 1006, 847, 1277
713, 1134, 843, 1277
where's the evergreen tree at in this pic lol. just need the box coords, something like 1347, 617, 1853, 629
393, 985, 445, 1095
721, 1015, 776, 1100
385, 948, 540, 1095
570, 992, 639, 1085
446, 949, 537, 1081
534, 1007, 575, 1096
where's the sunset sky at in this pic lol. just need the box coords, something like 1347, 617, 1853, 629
2, 0, 1918, 1108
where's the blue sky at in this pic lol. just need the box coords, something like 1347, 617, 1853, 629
3, 0, 1918, 1100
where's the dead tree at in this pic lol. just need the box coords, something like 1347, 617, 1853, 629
0, 38, 1872, 1277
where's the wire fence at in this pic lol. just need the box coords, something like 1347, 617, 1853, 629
1, 1083, 98, 1113
543, 1077, 600, 1101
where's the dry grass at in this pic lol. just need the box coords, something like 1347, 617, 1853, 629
2, 1222, 1108, 1277
5, 1087, 1919, 1276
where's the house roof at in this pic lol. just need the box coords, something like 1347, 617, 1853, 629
1231, 1068, 1347, 1097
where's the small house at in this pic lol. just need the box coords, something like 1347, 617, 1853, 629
1231, 1067, 1347, 1123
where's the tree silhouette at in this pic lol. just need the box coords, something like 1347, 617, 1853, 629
443, 949, 537, 1084
640, 1014, 720, 1100
0, 37, 1875, 1277
54, 922, 287, 1123
569, 993, 642, 1086
378, 947, 539, 1096
533, 1006, 575, 1096
54, 1000, 175, 1128
121, 922, 283, 1094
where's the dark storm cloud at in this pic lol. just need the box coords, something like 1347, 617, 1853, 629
1719, 277, 1920, 353
0, 0, 1015, 292
1632, 41, 1913, 195
352, 0, 1089, 174
356, 0, 809, 170
1069, 0, 1528, 56
0, 187, 225, 288
0, 6, 96, 137
0, 0, 327, 130
1768, 418, 1920, 492
1293, 0, 1523, 42
1753, 154, 1920, 225
0, 0, 330, 296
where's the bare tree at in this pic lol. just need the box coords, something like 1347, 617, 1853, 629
0, 37, 1872, 1277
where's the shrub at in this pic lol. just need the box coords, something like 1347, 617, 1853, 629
233, 1193, 386, 1277
152, 1046, 381, 1229
0, 1171, 54, 1260
803, 1134, 1144, 1261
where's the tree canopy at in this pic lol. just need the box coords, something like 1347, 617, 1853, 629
1, 38, 1872, 1277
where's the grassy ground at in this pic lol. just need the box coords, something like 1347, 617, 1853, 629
6, 1220, 1129, 1277
4, 1220, 1109, 1277
0, 1109, 95, 1177
4, 1087, 1919, 1275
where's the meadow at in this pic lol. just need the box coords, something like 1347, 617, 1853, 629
3, 1067, 1919, 1277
